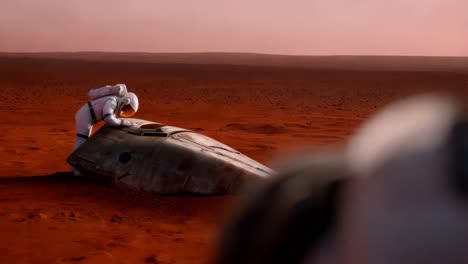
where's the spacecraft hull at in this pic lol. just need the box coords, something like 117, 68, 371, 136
67, 118, 272, 194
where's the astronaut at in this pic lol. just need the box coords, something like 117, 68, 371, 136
72, 84, 139, 175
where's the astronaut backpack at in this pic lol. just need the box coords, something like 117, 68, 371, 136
88, 84, 128, 100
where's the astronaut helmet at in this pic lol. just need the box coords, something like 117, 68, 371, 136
118, 92, 139, 117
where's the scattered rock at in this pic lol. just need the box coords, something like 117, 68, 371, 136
15, 217, 26, 223
27, 212, 38, 219
145, 254, 159, 263
10, 213, 26, 223
70, 256, 87, 262
27, 147, 40, 150
110, 214, 123, 223
69, 211, 80, 219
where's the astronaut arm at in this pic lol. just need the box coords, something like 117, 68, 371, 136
102, 99, 131, 127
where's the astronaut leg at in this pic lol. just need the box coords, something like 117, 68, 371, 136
73, 134, 89, 151
71, 135, 89, 176
71, 106, 93, 175
74, 105, 93, 150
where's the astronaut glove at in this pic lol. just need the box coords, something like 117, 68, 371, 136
121, 120, 133, 127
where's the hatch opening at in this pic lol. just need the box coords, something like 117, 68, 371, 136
141, 128, 168, 137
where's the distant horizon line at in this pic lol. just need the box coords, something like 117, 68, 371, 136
0, 51, 467, 58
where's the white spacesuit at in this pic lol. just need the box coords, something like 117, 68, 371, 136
72, 84, 139, 175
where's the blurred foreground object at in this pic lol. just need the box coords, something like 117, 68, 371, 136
217, 150, 349, 264
217, 94, 468, 264
343, 94, 468, 264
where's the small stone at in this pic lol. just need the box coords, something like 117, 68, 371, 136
70, 256, 87, 262
145, 254, 159, 263
110, 214, 123, 223
14, 216, 26, 223
69, 211, 80, 218
27, 212, 38, 219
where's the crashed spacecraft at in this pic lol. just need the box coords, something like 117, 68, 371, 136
67, 118, 273, 194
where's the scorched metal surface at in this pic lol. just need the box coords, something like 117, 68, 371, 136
67, 118, 273, 194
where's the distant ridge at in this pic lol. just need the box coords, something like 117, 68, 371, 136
1, 52, 467, 72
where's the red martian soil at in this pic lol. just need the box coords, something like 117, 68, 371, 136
0, 53, 467, 263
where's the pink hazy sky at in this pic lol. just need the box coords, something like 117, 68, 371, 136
0, 0, 467, 56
